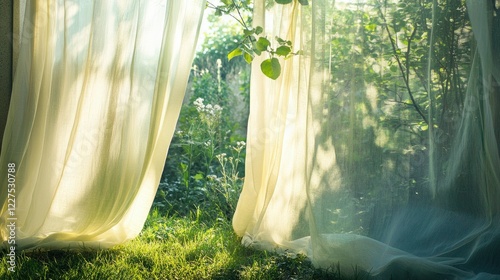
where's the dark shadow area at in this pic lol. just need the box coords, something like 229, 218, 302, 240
0, 0, 13, 156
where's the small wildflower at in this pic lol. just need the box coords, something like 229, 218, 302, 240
194, 98, 205, 112
216, 153, 227, 162
207, 174, 218, 181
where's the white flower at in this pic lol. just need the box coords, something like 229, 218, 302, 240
194, 98, 205, 112
216, 153, 227, 162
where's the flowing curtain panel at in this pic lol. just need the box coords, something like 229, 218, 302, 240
0, 0, 205, 250
233, 0, 500, 279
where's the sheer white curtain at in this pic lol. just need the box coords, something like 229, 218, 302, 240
0, 0, 205, 250
234, 0, 500, 279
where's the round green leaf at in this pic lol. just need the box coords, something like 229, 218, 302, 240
261, 58, 281, 80
276, 46, 291, 57
255, 26, 264, 35
275, 0, 293, 4
255, 37, 271, 52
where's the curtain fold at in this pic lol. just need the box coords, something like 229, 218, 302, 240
234, 0, 500, 278
0, 0, 205, 250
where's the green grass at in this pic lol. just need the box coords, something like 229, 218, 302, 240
0, 209, 358, 280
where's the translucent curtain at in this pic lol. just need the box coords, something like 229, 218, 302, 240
233, 0, 500, 278
0, 0, 205, 250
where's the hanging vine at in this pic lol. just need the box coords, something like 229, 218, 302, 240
207, 0, 307, 79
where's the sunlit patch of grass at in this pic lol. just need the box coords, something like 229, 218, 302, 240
1, 209, 357, 280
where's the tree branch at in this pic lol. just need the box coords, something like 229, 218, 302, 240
376, 3, 428, 124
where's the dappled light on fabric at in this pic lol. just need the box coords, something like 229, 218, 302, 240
233, 0, 500, 279
0, 0, 205, 250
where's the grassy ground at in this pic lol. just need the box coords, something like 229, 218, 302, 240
0, 209, 359, 280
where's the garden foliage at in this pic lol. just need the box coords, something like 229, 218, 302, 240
155, 32, 249, 220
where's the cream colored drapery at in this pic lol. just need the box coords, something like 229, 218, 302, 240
0, 0, 205, 250
234, 0, 500, 279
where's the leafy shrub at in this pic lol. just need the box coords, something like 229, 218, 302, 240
156, 62, 246, 221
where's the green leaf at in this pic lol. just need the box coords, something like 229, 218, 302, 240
390, 65, 398, 72
243, 52, 253, 64
180, 162, 188, 172
221, 0, 233, 5
276, 36, 286, 45
252, 46, 262, 56
244, 28, 254, 36
255, 37, 271, 52
364, 23, 377, 32
298, 0, 309, 4
261, 58, 281, 80
276, 45, 291, 56
228, 47, 243, 61
193, 173, 204, 181
275, 0, 293, 4
255, 26, 264, 35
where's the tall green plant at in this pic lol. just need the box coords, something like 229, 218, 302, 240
156, 62, 246, 220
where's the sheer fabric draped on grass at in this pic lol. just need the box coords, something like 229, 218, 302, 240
233, 0, 500, 279
0, 0, 205, 250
